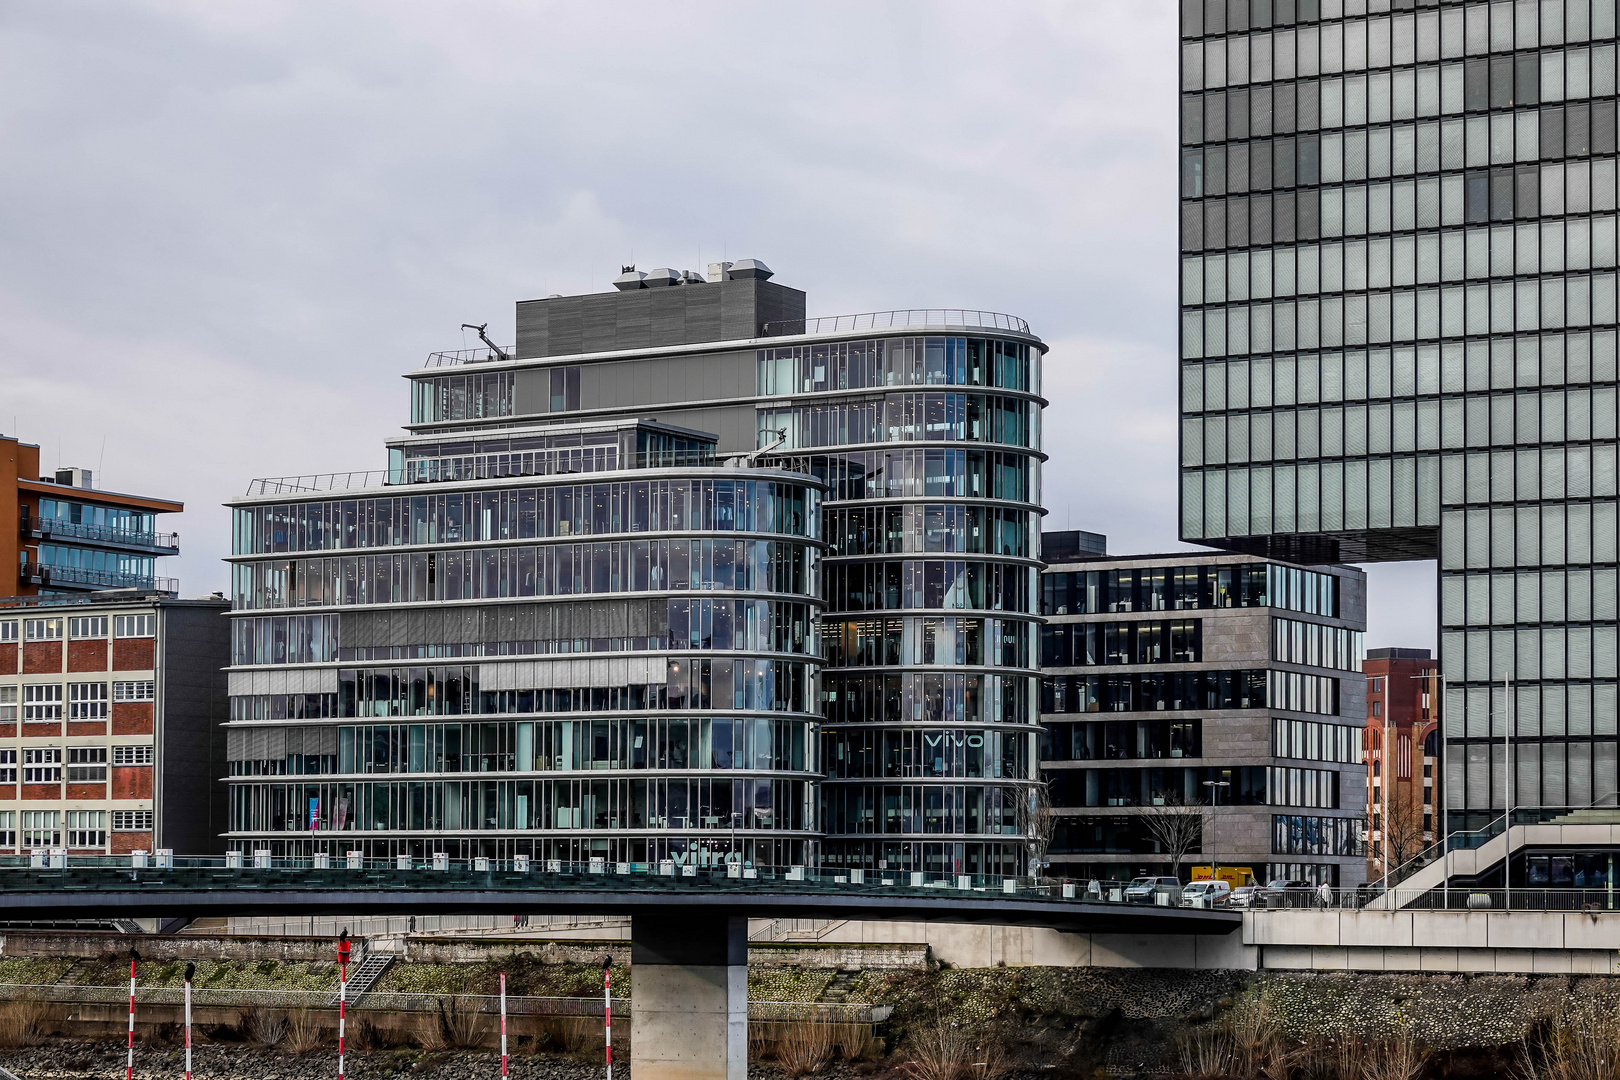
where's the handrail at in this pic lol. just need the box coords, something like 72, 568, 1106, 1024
22, 564, 177, 594
245, 471, 391, 496
1381, 793, 1620, 888
423, 346, 514, 369
763, 310, 1032, 337
25, 519, 179, 549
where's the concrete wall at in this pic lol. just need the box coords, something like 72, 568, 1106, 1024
1246, 909, 1620, 973
806, 919, 1257, 971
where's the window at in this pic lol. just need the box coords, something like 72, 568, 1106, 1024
65, 810, 105, 848
0, 750, 14, 783
20, 810, 57, 848
0, 686, 14, 723
114, 614, 155, 638
21, 748, 60, 783
0, 621, 15, 643
66, 746, 107, 782
0, 811, 13, 847
68, 683, 108, 721
112, 745, 154, 766
23, 684, 62, 722
24, 618, 62, 641
112, 681, 155, 703
111, 810, 153, 832
69, 616, 108, 639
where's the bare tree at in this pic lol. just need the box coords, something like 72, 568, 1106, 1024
1014, 779, 1055, 880
1372, 785, 1430, 879
1138, 795, 1204, 880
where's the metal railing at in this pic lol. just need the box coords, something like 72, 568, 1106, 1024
1248, 886, 1620, 912
763, 310, 1032, 337
423, 346, 514, 369
245, 471, 391, 496
0, 983, 887, 1022
23, 564, 177, 594
23, 519, 178, 550
0, 854, 1241, 915
1380, 795, 1620, 889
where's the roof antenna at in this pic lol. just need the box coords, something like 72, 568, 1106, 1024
461, 323, 510, 362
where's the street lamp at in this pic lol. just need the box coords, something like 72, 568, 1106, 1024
1202, 779, 1231, 885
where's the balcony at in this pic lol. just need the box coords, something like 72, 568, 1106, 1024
23, 514, 179, 555
22, 563, 178, 595
422, 345, 513, 369
762, 309, 1032, 337
244, 448, 721, 496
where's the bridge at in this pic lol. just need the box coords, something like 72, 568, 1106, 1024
0, 854, 1235, 1080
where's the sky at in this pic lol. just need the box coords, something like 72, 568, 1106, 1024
0, 0, 1435, 650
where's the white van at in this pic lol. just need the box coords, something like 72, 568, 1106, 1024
1180, 880, 1232, 907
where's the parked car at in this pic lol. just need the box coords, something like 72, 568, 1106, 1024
1225, 885, 1260, 909
1123, 876, 1183, 904
1260, 879, 1313, 907
1180, 880, 1232, 907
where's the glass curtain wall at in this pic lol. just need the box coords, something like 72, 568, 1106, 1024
1178, 0, 1620, 829
759, 334, 1048, 876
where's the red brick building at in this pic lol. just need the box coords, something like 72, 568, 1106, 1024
1363, 647, 1441, 882
0, 593, 229, 855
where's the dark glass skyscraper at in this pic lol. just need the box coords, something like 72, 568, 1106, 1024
1179, 0, 1620, 831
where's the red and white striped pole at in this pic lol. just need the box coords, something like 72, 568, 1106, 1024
499, 973, 508, 1077
603, 955, 613, 1080
126, 949, 138, 1080
183, 962, 195, 1080
337, 930, 351, 1080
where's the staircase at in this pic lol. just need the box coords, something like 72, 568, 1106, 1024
331, 948, 394, 1006
820, 968, 862, 1002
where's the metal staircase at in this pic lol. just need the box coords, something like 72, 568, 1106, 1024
330, 946, 394, 1006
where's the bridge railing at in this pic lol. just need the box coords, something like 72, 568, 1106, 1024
1245, 886, 1620, 912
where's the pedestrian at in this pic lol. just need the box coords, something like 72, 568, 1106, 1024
1317, 881, 1333, 910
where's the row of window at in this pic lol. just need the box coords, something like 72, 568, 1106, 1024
788, 450, 1032, 504
1441, 566, 1620, 624
1185, 400, 1620, 471
823, 561, 1032, 614
1185, 49, 1620, 150
0, 745, 149, 783
1183, 336, 1617, 412
230, 539, 817, 611
1182, 4, 1618, 92
825, 504, 1031, 558
1443, 622, 1620, 678
1040, 670, 1342, 716
228, 777, 813, 835
819, 784, 1026, 837
1273, 615, 1368, 668
1272, 812, 1366, 856
1187, 279, 1620, 365
1181, 0, 1327, 39
757, 394, 1036, 453
1274, 716, 1368, 760
0, 809, 139, 850
1042, 563, 1339, 617
1446, 735, 1620, 809
230, 601, 818, 669
410, 371, 515, 423
233, 480, 816, 555
1445, 681, 1619, 738
822, 727, 1029, 780
1442, 501, 1620, 567
1039, 620, 1204, 667
1045, 764, 1339, 808
0, 682, 155, 722
825, 616, 1031, 669
1190, 209, 1620, 311
756, 337, 1035, 397
1039, 719, 1205, 762
819, 670, 1035, 727
0, 615, 154, 643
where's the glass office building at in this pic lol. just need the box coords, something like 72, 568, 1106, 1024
226, 417, 825, 866
1179, 0, 1620, 830
404, 261, 1048, 876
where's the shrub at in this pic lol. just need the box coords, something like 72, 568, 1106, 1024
284, 1008, 325, 1055
0, 1000, 46, 1049
241, 1005, 287, 1048
776, 1019, 835, 1078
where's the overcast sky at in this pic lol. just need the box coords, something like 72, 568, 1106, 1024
0, 0, 1434, 649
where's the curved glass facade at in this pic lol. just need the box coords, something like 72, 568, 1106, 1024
765, 334, 1047, 877
226, 419, 824, 867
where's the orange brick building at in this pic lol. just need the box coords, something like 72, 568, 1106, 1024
1363, 647, 1442, 883
0, 594, 229, 855
1, 433, 182, 597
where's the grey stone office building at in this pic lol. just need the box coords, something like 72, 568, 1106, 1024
1039, 531, 1369, 886
1179, 0, 1620, 832
227, 261, 1046, 875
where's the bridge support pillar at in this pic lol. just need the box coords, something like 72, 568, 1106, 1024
630, 913, 747, 1080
